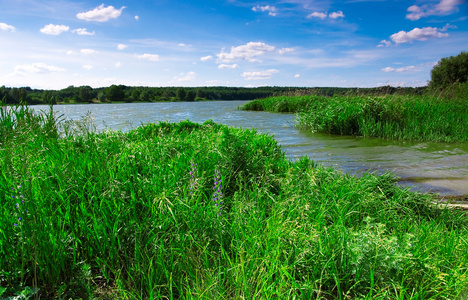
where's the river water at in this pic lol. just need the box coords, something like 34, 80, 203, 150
32, 101, 468, 198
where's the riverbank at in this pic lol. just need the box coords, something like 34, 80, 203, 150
241, 94, 468, 143
1, 104, 468, 299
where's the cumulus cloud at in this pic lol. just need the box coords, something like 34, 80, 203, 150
73, 28, 95, 35
81, 48, 98, 55
295, 74, 301, 78
0, 22, 15, 32
329, 11, 345, 19
218, 64, 239, 69
135, 15, 139, 20
15, 62, 65, 74
252, 5, 278, 16
242, 69, 279, 80
307, 12, 327, 19
138, 53, 160, 62
406, 0, 464, 20
176, 71, 197, 82
381, 66, 417, 72
377, 40, 392, 47
307, 11, 345, 19
200, 55, 213, 61
217, 42, 276, 63
77, 4, 125, 22
389, 25, 450, 44
117, 44, 127, 50
40, 24, 69, 35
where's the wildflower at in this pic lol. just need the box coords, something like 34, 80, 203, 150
212, 169, 223, 215
188, 163, 198, 197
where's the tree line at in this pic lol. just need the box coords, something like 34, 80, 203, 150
0, 85, 427, 105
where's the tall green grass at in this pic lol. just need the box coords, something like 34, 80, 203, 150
241, 95, 468, 142
1, 102, 468, 299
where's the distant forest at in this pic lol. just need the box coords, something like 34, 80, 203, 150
0, 85, 427, 105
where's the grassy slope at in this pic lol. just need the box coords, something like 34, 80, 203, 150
241, 95, 468, 142
1, 104, 468, 299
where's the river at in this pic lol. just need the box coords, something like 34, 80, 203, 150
32, 101, 468, 198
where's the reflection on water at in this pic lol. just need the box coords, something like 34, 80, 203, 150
32, 101, 468, 197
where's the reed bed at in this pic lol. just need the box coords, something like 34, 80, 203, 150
241, 95, 468, 142
1, 103, 468, 299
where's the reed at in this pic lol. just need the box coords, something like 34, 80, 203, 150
1, 103, 467, 299
241, 94, 468, 142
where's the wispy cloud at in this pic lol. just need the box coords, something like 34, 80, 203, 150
406, 0, 464, 21
81, 48, 98, 55
73, 28, 95, 35
77, 4, 126, 22
200, 55, 213, 61
242, 69, 279, 80
82, 65, 94, 70
175, 71, 197, 82
218, 64, 239, 69
252, 5, 278, 16
138, 53, 160, 62
217, 42, 276, 63
381, 66, 418, 72
14, 62, 65, 75
307, 11, 345, 19
40, 24, 69, 35
117, 44, 128, 50
0, 22, 15, 32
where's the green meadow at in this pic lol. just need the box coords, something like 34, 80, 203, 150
241, 94, 468, 143
1, 103, 468, 299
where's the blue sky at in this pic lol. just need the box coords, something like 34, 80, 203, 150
0, 0, 467, 89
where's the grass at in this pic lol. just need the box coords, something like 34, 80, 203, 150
1, 102, 468, 299
241, 94, 468, 142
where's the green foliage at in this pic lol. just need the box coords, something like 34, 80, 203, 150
1, 104, 467, 299
106, 84, 126, 102
243, 94, 468, 142
430, 51, 468, 91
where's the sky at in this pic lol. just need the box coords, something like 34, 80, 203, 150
0, 0, 467, 90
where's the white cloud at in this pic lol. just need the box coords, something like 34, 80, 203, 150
295, 74, 301, 78
200, 55, 213, 61
176, 71, 197, 82
252, 5, 278, 16
117, 44, 128, 50
307, 11, 345, 19
390, 25, 450, 44
73, 28, 95, 35
67, 50, 76, 55
406, 0, 464, 20
81, 48, 98, 55
329, 11, 345, 19
242, 69, 279, 80
77, 4, 126, 22
307, 12, 327, 19
377, 39, 392, 47
40, 24, 69, 35
218, 64, 239, 69
278, 47, 295, 54
381, 66, 417, 72
115, 62, 121, 68
14, 62, 65, 74
217, 42, 276, 63
135, 15, 139, 20
82, 65, 94, 70
138, 53, 160, 62
0, 22, 15, 32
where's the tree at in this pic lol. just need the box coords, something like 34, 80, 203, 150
185, 90, 196, 101
176, 88, 186, 101
79, 86, 92, 103
429, 51, 468, 90
107, 85, 126, 102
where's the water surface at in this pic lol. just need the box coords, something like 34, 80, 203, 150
32, 101, 468, 197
